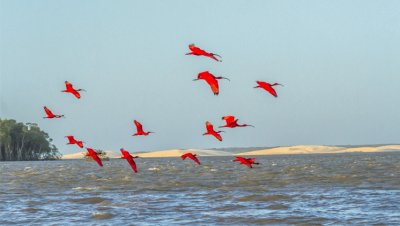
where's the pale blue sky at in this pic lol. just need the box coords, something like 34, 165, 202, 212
1, 0, 400, 154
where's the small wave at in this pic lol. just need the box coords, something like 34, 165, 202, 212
67, 197, 108, 204
237, 194, 292, 202
148, 167, 160, 171
91, 211, 114, 220
22, 207, 41, 213
267, 204, 289, 210
72, 187, 99, 191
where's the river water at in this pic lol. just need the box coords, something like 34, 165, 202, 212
1, 152, 399, 225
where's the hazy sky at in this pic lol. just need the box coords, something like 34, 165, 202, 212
1, 0, 400, 154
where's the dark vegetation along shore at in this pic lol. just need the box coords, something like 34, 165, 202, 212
0, 118, 61, 161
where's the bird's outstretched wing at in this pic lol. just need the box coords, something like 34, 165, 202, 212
134, 120, 144, 133
181, 153, 189, 160
127, 158, 137, 173
44, 107, 54, 116
65, 81, 73, 90
222, 116, 236, 124
71, 90, 81, 99
92, 155, 103, 167
66, 136, 75, 143
188, 154, 201, 165
206, 121, 215, 133
213, 133, 223, 141
205, 77, 219, 95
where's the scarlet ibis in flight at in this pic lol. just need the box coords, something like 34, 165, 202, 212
219, 115, 254, 128
193, 71, 230, 95
120, 148, 139, 173
65, 136, 84, 148
86, 148, 103, 167
233, 156, 259, 168
254, 81, 283, 97
181, 152, 201, 165
132, 120, 154, 136
43, 106, 64, 119
62, 81, 86, 99
203, 121, 224, 141
185, 44, 222, 62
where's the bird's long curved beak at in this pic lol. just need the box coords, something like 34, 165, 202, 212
193, 79, 199, 81
221, 77, 230, 81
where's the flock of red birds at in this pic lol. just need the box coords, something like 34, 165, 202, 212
43, 44, 281, 172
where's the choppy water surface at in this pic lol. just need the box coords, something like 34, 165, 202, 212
1, 153, 400, 225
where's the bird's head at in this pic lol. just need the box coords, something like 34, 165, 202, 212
243, 124, 255, 128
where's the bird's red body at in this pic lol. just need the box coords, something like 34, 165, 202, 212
120, 148, 139, 173
62, 81, 85, 99
86, 148, 103, 167
43, 106, 64, 119
181, 152, 201, 165
254, 81, 283, 97
193, 71, 229, 95
233, 156, 259, 168
219, 115, 254, 128
185, 44, 222, 62
203, 121, 224, 141
65, 136, 84, 148
133, 120, 153, 136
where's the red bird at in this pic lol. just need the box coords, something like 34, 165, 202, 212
233, 156, 259, 168
43, 106, 64, 119
132, 120, 154, 136
62, 81, 86, 99
203, 121, 224, 141
181, 152, 201, 165
65, 136, 84, 148
86, 148, 103, 167
193, 71, 230, 95
185, 44, 222, 62
254, 81, 283, 97
120, 148, 139, 173
219, 115, 254, 128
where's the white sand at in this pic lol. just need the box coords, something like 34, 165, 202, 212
62, 151, 121, 159
62, 145, 400, 159
62, 149, 232, 159
237, 145, 400, 156
133, 149, 233, 158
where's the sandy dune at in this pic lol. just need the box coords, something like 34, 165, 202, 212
133, 149, 233, 158
237, 145, 400, 156
62, 149, 233, 159
62, 145, 400, 159
62, 151, 121, 159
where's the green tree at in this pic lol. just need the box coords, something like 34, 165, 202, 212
0, 119, 61, 161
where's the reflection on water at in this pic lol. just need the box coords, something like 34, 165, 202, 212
1, 153, 400, 225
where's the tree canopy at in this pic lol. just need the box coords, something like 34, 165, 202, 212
0, 119, 61, 161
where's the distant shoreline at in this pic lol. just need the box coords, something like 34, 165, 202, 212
61, 144, 400, 159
